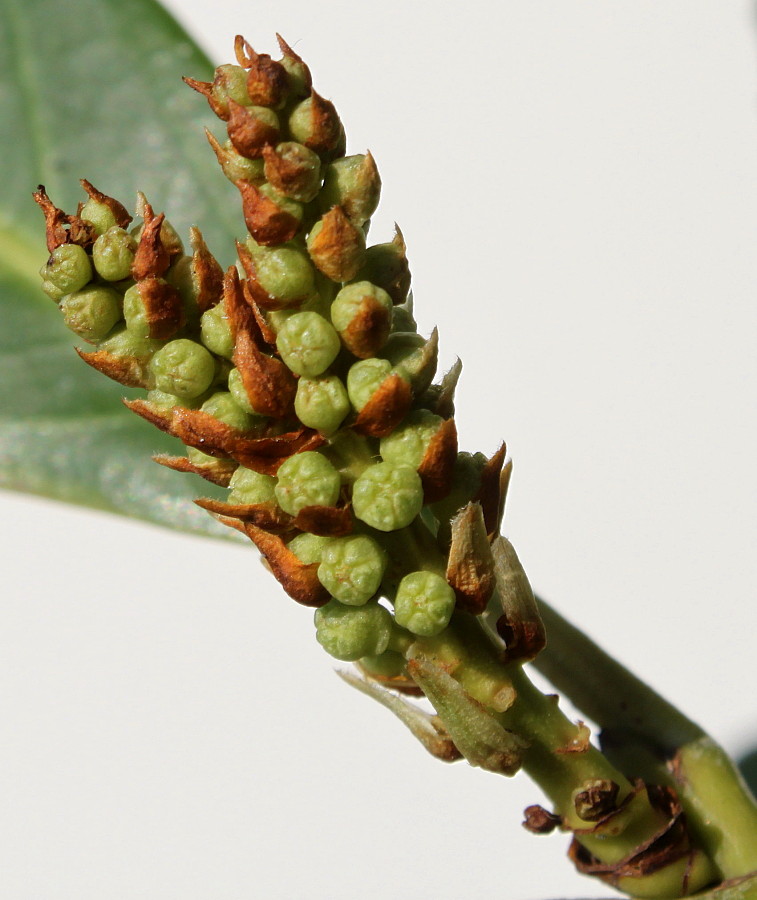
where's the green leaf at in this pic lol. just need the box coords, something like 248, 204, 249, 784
0, 0, 244, 537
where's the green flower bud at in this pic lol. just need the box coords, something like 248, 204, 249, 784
274, 450, 341, 515
317, 535, 387, 606
228, 466, 277, 504
59, 285, 121, 342
346, 357, 393, 411
96, 327, 162, 365
394, 571, 456, 637
306, 209, 365, 283
352, 462, 423, 531
331, 281, 392, 358
164, 256, 202, 327
200, 391, 256, 431
359, 650, 407, 678
294, 374, 350, 434
150, 338, 216, 400
200, 301, 234, 359
79, 197, 118, 236
207, 132, 266, 184
122, 278, 180, 340
384, 330, 437, 396
211, 63, 252, 117
287, 532, 331, 565
314, 599, 393, 661
319, 153, 381, 226
146, 389, 202, 410
391, 304, 417, 333
247, 240, 316, 307
277, 35, 312, 99
355, 233, 411, 305
380, 409, 444, 470
288, 94, 345, 161
92, 226, 137, 282
276, 311, 340, 377
258, 181, 305, 228
41, 243, 92, 294
263, 142, 322, 203
40, 279, 67, 302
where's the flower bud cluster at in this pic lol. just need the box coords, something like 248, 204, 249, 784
35, 36, 512, 689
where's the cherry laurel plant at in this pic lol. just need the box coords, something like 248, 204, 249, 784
34, 35, 757, 900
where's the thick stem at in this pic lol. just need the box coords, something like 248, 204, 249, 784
530, 597, 757, 879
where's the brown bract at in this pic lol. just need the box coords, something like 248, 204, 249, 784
432, 359, 463, 419
339, 293, 392, 359
292, 503, 353, 537
194, 497, 294, 533
246, 53, 288, 108
353, 373, 412, 438
138, 276, 184, 340
301, 90, 344, 159
240, 523, 331, 607
241, 280, 277, 346
227, 100, 279, 159
126, 400, 323, 474
308, 206, 364, 282
234, 329, 297, 418
189, 227, 224, 314
33, 186, 97, 252
153, 453, 237, 487
574, 780, 621, 822
474, 442, 508, 538
445, 502, 495, 615
78, 179, 132, 229
262, 144, 317, 202
223, 267, 296, 418
131, 206, 170, 280
418, 417, 458, 503
182, 76, 223, 118
76, 346, 151, 389
236, 180, 300, 246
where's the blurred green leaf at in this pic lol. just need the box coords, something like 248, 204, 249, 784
0, 0, 243, 536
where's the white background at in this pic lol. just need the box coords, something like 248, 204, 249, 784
2, 1, 757, 897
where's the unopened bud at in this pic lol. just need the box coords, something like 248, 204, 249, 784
395, 571, 456, 637
355, 228, 411, 304
245, 52, 288, 108
380, 409, 445, 470
274, 450, 341, 515
200, 300, 234, 360
240, 240, 316, 309
59, 285, 121, 343
287, 91, 345, 161
294, 374, 350, 434
276, 34, 312, 99
200, 391, 258, 432
123, 277, 184, 341
331, 281, 392, 358
237, 181, 303, 246
307, 206, 365, 282
205, 129, 266, 185
92, 227, 137, 282
41, 243, 92, 294
319, 153, 381, 226
227, 102, 280, 159
276, 311, 341, 377
149, 338, 216, 400
314, 599, 393, 661
383, 328, 438, 396
262, 142, 322, 203
210, 64, 252, 119
352, 462, 423, 532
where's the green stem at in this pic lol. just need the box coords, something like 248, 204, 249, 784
530, 597, 757, 879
